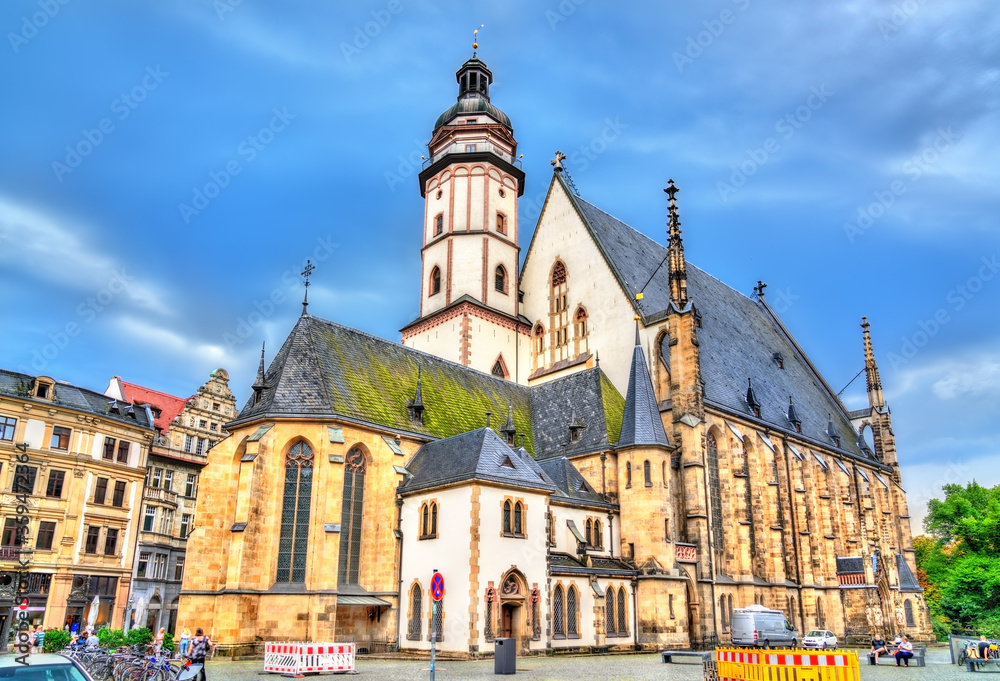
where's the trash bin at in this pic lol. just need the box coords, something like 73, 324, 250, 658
494, 638, 516, 674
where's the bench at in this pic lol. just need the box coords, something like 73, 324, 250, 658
967, 658, 1000, 672
868, 644, 926, 667
661, 650, 711, 663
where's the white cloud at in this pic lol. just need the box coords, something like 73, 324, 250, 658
933, 361, 1000, 400
902, 448, 1000, 537
0, 197, 171, 316
116, 316, 229, 366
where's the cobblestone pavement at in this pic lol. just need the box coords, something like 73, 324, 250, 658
206, 647, 973, 681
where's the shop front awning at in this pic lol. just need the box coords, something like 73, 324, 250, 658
337, 595, 392, 607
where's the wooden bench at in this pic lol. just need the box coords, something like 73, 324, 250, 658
967, 658, 1000, 672
661, 650, 711, 663
868, 644, 926, 667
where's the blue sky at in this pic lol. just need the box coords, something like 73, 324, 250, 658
2, 1, 998, 531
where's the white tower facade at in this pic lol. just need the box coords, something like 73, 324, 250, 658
401, 57, 530, 382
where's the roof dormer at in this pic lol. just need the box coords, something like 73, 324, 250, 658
32, 376, 55, 401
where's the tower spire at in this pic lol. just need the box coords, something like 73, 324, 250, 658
861, 316, 885, 409
301, 259, 315, 316
251, 342, 268, 406
665, 179, 688, 308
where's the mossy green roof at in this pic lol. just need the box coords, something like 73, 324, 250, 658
235, 315, 625, 458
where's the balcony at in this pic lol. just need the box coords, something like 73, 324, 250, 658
421, 140, 522, 170
143, 487, 178, 506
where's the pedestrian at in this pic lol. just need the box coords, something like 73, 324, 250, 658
979, 635, 991, 659
154, 627, 166, 654
188, 628, 211, 681
894, 635, 914, 667
870, 632, 888, 663
178, 627, 191, 658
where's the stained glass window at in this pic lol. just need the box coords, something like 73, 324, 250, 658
553, 585, 564, 637
567, 586, 578, 636
276, 441, 313, 582
408, 584, 422, 640
617, 587, 627, 634
707, 433, 725, 551
513, 502, 523, 535
338, 447, 366, 585
606, 586, 616, 636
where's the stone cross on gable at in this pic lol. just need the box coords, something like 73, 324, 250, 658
551, 151, 566, 172
754, 280, 767, 298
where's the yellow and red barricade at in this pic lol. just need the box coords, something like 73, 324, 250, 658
716, 647, 860, 681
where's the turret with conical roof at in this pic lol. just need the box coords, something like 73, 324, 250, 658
618, 321, 670, 448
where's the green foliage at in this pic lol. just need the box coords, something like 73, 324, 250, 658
43, 629, 72, 652
163, 632, 176, 653
96, 627, 127, 649
917, 481, 1000, 639
126, 627, 153, 646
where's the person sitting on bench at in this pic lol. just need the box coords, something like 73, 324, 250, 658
870, 633, 888, 663
895, 635, 914, 667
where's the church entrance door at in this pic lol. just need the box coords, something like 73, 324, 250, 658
501, 603, 517, 639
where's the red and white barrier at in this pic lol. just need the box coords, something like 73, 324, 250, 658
263, 642, 355, 675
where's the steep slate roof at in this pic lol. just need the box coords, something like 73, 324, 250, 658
235, 315, 536, 448
538, 457, 614, 508
553, 174, 872, 461
896, 553, 923, 592
117, 379, 189, 433
400, 427, 556, 494
0, 370, 155, 431
530, 368, 624, 459
618, 332, 670, 448
836, 556, 865, 575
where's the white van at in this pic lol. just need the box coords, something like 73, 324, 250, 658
730, 604, 799, 648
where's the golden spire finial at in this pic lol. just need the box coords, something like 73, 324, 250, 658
473, 24, 483, 54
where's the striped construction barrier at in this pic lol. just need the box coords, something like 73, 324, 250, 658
263, 642, 355, 675
716, 647, 860, 681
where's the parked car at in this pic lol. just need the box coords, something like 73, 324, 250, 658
730, 604, 799, 648
802, 630, 838, 649
0, 653, 95, 681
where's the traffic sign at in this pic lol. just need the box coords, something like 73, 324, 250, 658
430, 572, 445, 601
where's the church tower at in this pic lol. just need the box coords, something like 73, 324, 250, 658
401, 53, 530, 381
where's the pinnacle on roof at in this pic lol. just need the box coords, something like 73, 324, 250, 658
746, 378, 761, 415
665, 179, 688, 309
407, 367, 425, 423
786, 396, 801, 428
618, 320, 670, 448
500, 404, 516, 444
861, 316, 885, 410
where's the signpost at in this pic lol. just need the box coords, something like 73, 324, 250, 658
430, 571, 444, 681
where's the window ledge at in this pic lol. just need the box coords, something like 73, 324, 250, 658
418, 534, 438, 541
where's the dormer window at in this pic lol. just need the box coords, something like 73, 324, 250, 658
33, 377, 54, 400
465, 144, 476, 153
772, 352, 784, 369
466, 118, 477, 124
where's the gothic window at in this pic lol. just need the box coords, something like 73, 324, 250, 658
567, 586, 579, 637
495, 265, 508, 294
707, 432, 725, 553
496, 213, 506, 235
605, 586, 616, 636
593, 519, 603, 548
904, 599, 915, 627
421, 504, 429, 537
625, 462, 632, 488
485, 586, 496, 642
430, 266, 441, 296
408, 584, 422, 640
420, 501, 438, 539
574, 307, 588, 337
513, 501, 523, 535
531, 587, 541, 640
503, 500, 511, 534
431, 502, 437, 536
585, 519, 592, 545
338, 447, 366, 585
720, 596, 728, 632
617, 587, 628, 635
551, 261, 567, 287
434, 213, 443, 236
276, 440, 314, 583
553, 585, 565, 637
430, 593, 444, 642
533, 324, 545, 370
644, 460, 652, 487
549, 261, 569, 360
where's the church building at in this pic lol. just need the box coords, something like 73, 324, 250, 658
179, 53, 931, 655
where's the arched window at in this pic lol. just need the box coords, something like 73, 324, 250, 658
605, 586, 616, 636
617, 587, 628, 635
495, 265, 507, 294
788, 596, 796, 630
431, 592, 444, 642
643, 460, 652, 487
585, 519, 592, 545
533, 324, 545, 363
553, 585, 565, 637
503, 500, 512, 535
574, 307, 588, 337
720, 595, 728, 632
567, 586, 578, 637
551, 261, 567, 287
491, 356, 508, 379
434, 213, 443, 235
430, 266, 441, 296
431, 502, 438, 536
707, 432, 725, 552
408, 583, 422, 640
338, 447, 366, 585
904, 599, 915, 627
513, 502, 523, 535
550, 261, 569, 359
421, 504, 429, 537
276, 440, 313, 583
496, 213, 506, 235
728, 595, 734, 624
484, 587, 496, 642
594, 519, 603, 548
625, 462, 632, 488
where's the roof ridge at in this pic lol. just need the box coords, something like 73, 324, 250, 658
119, 380, 188, 403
